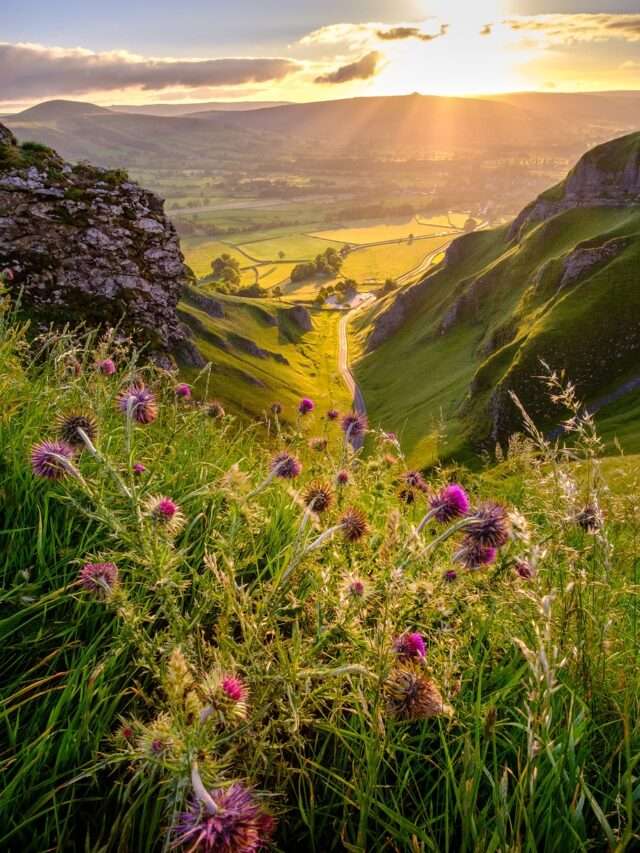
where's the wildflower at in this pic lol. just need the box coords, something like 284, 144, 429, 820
270, 452, 302, 480
347, 578, 366, 598
30, 440, 76, 480
404, 470, 428, 492
341, 412, 368, 439
304, 481, 334, 513
2, 268, 14, 282
172, 783, 275, 853
175, 383, 191, 400
144, 495, 185, 535
117, 383, 157, 425
222, 675, 249, 704
132, 462, 146, 475
443, 569, 458, 583
339, 507, 368, 543
384, 668, 450, 721
55, 411, 98, 449
309, 437, 328, 452
327, 408, 339, 421
298, 397, 315, 415
393, 632, 426, 661
454, 538, 497, 570
98, 358, 116, 375
465, 502, 511, 548
430, 484, 470, 523
121, 724, 134, 741
150, 738, 166, 755
515, 559, 535, 580
270, 402, 283, 415
576, 503, 602, 532
383, 431, 398, 444
336, 469, 350, 486
207, 400, 225, 418
79, 562, 119, 597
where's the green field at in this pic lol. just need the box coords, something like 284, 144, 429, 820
237, 234, 344, 262
181, 238, 249, 278
313, 215, 460, 245
342, 236, 452, 282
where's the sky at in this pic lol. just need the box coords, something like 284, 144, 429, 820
2, 0, 640, 109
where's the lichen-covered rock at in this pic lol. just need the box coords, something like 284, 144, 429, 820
283, 305, 312, 332
0, 123, 190, 355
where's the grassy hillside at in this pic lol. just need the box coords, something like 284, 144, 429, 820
3, 286, 640, 850
178, 289, 351, 417
353, 136, 640, 465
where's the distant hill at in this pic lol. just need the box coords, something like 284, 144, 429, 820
13, 99, 113, 120
355, 130, 640, 464
109, 101, 291, 117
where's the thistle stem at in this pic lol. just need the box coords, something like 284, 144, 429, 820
191, 761, 218, 816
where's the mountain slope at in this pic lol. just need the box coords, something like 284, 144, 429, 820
353, 131, 640, 464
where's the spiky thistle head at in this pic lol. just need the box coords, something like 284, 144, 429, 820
514, 559, 535, 579
144, 495, 185, 535
397, 487, 416, 505
270, 452, 302, 479
341, 412, 368, 439
346, 577, 366, 598
326, 408, 339, 421
270, 402, 283, 415
79, 562, 119, 598
304, 481, 334, 514
443, 569, 458, 583
465, 501, 511, 548
336, 469, 350, 486
55, 411, 98, 448
132, 462, 146, 476
298, 397, 315, 415
339, 507, 368, 543
98, 358, 116, 375
404, 470, 427, 492
576, 503, 602, 532
117, 383, 157, 425
384, 668, 450, 721
393, 632, 426, 661
175, 383, 192, 400
171, 783, 275, 853
30, 440, 76, 480
430, 484, 470, 523
454, 538, 497, 570
207, 400, 225, 419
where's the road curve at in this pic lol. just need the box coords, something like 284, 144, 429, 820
337, 302, 371, 448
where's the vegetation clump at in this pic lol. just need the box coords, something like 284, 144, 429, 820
1, 270, 640, 850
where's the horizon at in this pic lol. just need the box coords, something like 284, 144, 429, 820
2, 0, 640, 112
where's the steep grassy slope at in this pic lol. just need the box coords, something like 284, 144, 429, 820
353, 132, 640, 465
178, 289, 350, 417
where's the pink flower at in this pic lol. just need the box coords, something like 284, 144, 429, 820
98, 358, 116, 375
393, 632, 427, 660
298, 397, 315, 415
222, 675, 249, 703
175, 383, 192, 400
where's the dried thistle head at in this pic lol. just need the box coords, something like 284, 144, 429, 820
384, 667, 452, 721
56, 411, 98, 448
304, 480, 334, 514
339, 507, 368, 543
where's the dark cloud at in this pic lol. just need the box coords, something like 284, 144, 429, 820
0, 42, 301, 99
376, 24, 448, 42
314, 51, 382, 84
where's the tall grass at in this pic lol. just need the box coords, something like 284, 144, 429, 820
1, 288, 639, 851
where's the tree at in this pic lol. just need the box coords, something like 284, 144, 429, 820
278, 250, 285, 260
272, 286, 282, 299
211, 253, 241, 288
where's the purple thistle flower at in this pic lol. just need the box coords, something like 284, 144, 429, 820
270, 452, 302, 479
30, 440, 76, 480
341, 412, 368, 438
117, 384, 157, 425
327, 408, 339, 421
465, 501, 511, 548
150, 738, 165, 755
132, 462, 146, 476
393, 632, 426, 661
298, 397, 315, 415
98, 358, 116, 375
348, 578, 365, 597
336, 469, 350, 486
79, 562, 119, 597
171, 783, 275, 853
515, 560, 535, 580
404, 470, 428, 492
175, 383, 192, 400
443, 569, 458, 583
144, 495, 185, 535
430, 484, 470, 523
455, 538, 498, 570
222, 675, 248, 703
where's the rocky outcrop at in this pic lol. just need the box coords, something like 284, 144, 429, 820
182, 287, 225, 318
0, 122, 191, 355
509, 131, 640, 240
558, 236, 630, 290
283, 305, 312, 332
228, 333, 289, 364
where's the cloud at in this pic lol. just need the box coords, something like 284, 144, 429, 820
0, 42, 301, 99
502, 14, 640, 44
480, 24, 492, 36
376, 25, 448, 42
314, 51, 382, 85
